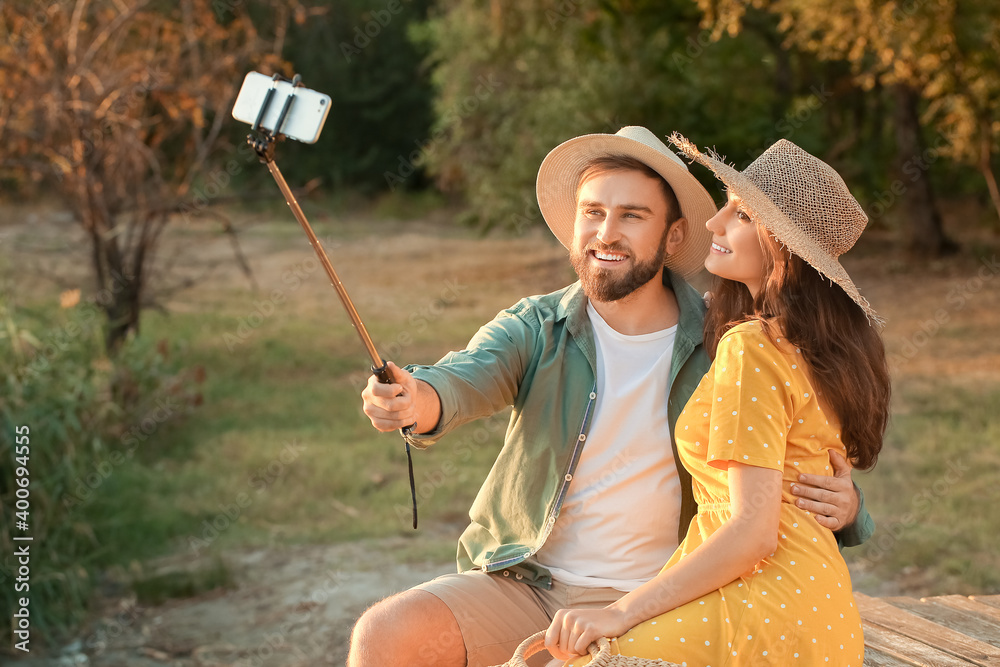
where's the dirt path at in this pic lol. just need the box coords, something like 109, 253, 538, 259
15, 538, 453, 667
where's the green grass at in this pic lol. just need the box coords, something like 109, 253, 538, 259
110, 297, 505, 556
131, 556, 234, 605
849, 380, 1000, 595
0, 242, 506, 648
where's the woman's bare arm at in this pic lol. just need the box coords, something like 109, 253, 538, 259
545, 463, 783, 659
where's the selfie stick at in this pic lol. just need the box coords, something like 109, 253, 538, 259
246, 73, 418, 528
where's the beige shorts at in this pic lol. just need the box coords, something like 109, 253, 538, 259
414, 569, 625, 667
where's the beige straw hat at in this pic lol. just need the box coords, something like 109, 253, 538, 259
536, 126, 718, 280
669, 133, 882, 325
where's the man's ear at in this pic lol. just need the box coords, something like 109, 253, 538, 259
665, 217, 687, 255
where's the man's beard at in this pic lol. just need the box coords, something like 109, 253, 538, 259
570, 236, 668, 303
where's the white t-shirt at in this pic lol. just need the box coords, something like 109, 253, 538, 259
534, 302, 682, 591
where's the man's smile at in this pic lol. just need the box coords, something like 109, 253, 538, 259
589, 247, 630, 263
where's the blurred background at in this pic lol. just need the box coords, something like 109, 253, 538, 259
1, 0, 998, 664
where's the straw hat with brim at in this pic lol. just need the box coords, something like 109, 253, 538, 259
536, 126, 718, 280
669, 132, 882, 326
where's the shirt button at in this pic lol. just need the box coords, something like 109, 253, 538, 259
503, 570, 510, 577
564, 474, 573, 482
516, 573, 523, 580
578, 434, 587, 442
590, 392, 597, 399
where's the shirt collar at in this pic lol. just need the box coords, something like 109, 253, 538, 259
557, 267, 706, 368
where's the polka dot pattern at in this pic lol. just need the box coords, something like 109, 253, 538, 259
568, 321, 864, 666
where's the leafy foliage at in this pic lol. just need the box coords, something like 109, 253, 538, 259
269, 0, 437, 192
0, 295, 200, 648
418, 1, 844, 229
694, 0, 1000, 222
414, 0, 997, 249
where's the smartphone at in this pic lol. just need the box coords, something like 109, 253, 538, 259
232, 72, 331, 144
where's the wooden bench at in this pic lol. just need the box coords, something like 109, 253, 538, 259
858, 593, 1000, 665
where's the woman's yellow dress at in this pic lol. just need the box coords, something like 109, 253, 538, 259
568, 320, 865, 666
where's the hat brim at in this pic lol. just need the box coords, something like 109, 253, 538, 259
536, 133, 719, 281
669, 133, 882, 325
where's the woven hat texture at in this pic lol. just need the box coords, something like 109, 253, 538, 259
489, 631, 680, 667
536, 126, 718, 280
669, 132, 881, 325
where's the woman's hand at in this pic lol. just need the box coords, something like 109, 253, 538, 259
544, 606, 631, 661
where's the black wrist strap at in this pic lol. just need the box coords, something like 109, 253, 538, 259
405, 440, 417, 529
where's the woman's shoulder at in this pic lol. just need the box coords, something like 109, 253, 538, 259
719, 319, 769, 347
717, 320, 795, 359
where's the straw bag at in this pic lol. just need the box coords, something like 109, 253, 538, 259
490, 630, 680, 667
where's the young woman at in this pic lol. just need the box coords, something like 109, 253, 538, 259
544, 135, 890, 666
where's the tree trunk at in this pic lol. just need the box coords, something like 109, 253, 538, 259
978, 118, 1000, 223
892, 83, 957, 257
87, 203, 142, 355
101, 249, 142, 355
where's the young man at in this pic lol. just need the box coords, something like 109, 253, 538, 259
349, 127, 873, 667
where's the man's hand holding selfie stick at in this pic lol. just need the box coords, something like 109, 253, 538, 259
362, 361, 441, 435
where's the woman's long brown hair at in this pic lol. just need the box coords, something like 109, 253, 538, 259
704, 231, 890, 470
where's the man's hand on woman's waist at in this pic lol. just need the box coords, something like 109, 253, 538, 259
789, 449, 860, 531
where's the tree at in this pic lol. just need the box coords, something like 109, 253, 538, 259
0, 0, 289, 352
274, 0, 436, 192
691, 0, 1000, 255
412, 0, 636, 231
930, 1, 1000, 223
414, 0, 804, 231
